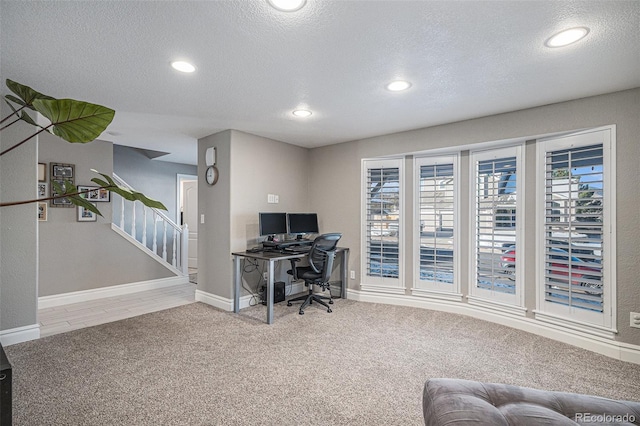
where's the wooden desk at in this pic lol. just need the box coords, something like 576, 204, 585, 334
232, 247, 349, 324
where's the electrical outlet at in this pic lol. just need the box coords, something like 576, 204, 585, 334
631, 312, 640, 329
274, 195, 279, 203
350, 270, 355, 279
263, 272, 268, 281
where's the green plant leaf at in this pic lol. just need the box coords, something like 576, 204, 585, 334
89, 177, 167, 210
32, 98, 115, 143
61, 181, 77, 195
5, 79, 55, 110
90, 177, 110, 188
4, 99, 38, 127
68, 195, 102, 216
129, 191, 167, 210
91, 171, 117, 186
51, 180, 65, 194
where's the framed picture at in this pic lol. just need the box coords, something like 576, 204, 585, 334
38, 163, 47, 182
50, 179, 74, 207
51, 163, 74, 179
78, 185, 100, 201
78, 185, 110, 202
77, 203, 97, 222
37, 182, 48, 198
38, 202, 48, 222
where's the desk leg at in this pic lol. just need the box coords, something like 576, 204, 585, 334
233, 255, 241, 313
267, 259, 275, 324
340, 250, 349, 299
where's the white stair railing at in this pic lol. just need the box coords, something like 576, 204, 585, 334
111, 173, 188, 275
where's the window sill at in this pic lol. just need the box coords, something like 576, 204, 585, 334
533, 310, 617, 340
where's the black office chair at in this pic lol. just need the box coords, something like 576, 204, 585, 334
286, 233, 342, 315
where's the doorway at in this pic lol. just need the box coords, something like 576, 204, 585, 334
177, 174, 198, 280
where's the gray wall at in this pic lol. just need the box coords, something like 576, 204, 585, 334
113, 144, 197, 223
0, 116, 39, 331
308, 88, 640, 346
197, 130, 310, 300
38, 133, 173, 297
198, 131, 232, 299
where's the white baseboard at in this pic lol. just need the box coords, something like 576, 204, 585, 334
195, 290, 233, 311
39, 276, 190, 309
1, 323, 40, 346
196, 282, 306, 312
348, 289, 640, 365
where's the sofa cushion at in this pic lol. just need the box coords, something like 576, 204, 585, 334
423, 378, 640, 425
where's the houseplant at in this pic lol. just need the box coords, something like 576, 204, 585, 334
0, 79, 166, 214
0, 79, 171, 424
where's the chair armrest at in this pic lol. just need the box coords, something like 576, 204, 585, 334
288, 258, 301, 281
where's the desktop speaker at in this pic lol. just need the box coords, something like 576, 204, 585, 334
261, 281, 285, 305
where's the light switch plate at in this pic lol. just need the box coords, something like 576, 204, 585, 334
631, 312, 640, 329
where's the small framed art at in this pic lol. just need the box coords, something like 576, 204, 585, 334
51, 163, 74, 179
77, 203, 97, 222
38, 163, 47, 182
37, 182, 48, 198
51, 179, 73, 207
38, 202, 48, 222
78, 185, 110, 202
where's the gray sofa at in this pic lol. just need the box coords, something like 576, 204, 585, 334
423, 378, 640, 425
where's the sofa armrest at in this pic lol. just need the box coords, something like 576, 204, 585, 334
423, 378, 640, 426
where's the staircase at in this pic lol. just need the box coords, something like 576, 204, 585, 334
110, 173, 188, 276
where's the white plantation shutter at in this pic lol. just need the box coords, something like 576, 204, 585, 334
471, 146, 523, 309
544, 144, 604, 311
414, 156, 457, 294
362, 159, 403, 289
537, 127, 614, 331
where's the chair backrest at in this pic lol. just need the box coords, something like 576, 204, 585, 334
308, 233, 342, 281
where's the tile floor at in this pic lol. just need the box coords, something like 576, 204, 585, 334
38, 282, 197, 337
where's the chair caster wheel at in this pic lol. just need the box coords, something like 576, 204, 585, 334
327, 308, 332, 313
287, 302, 292, 306
299, 311, 304, 315
329, 299, 334, 304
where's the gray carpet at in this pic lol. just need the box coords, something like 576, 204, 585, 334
6, 299, 640, 425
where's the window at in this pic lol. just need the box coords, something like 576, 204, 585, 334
413, 155, 459, 297
536, 127, 615, 332
470, 146, 524, 311
362, 159, 403, 291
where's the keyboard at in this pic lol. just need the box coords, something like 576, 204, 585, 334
286, 245, 311, 253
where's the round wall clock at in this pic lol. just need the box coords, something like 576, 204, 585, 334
205, 165, 219, 186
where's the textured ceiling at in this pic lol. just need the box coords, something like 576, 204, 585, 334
1, 1, 639, 165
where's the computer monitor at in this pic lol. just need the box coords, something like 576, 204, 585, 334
259, 212, 287, 237
287, 213, 319, 239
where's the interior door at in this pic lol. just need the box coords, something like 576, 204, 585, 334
182, 180, 198, 268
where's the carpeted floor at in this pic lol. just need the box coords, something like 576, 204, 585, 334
6, 299, 640, 425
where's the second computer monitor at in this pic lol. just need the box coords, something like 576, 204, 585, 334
287, 213, 319, 238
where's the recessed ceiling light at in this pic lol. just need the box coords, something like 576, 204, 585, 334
171, 61, 196, 73
386, 80, 412, 92
292, 109, 312, 117
545, 27, 589, 48
267, 0, 306, 12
